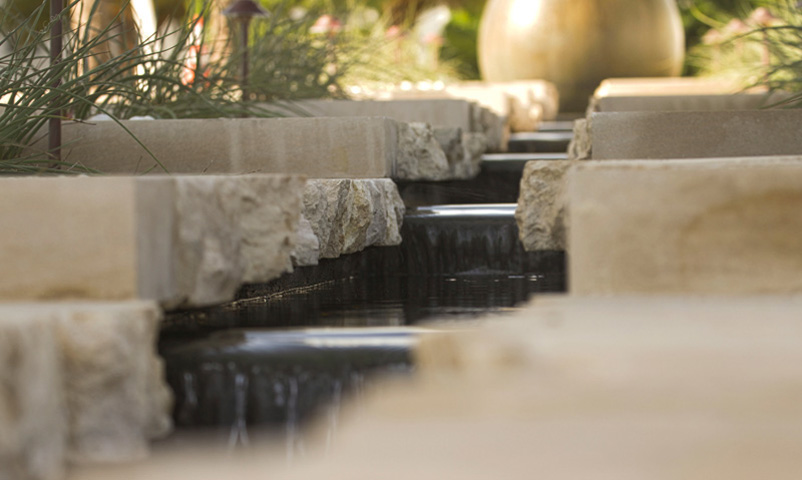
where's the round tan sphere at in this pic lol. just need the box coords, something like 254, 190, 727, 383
478, 0, 685, 112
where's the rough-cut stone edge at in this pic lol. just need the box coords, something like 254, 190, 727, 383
566, 119, 591, 161
57, 302, 172, 464
0, 311, 66, 480
515, 160, 573, 251
218, 175, 307, 284
395, 122, 451, 181
301, 179, 404, 261
291, 214, 321, 267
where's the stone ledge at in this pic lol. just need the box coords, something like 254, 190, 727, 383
574, 110, 802, 161
591, 92, 792, 113
0, 175, 304, 308
0, 301, 170, 480
27, 118, 398, 179
568, 157, 802, 294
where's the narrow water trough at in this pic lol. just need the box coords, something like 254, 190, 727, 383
159, 203, 565, 442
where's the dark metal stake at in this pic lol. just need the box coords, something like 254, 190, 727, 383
49, 0, 63, 166
239, 17, 251, 101
223, 0, 269, 106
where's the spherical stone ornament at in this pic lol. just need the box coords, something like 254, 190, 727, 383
478, 0, 685, 112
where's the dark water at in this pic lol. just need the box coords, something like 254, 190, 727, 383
159, 204, 566, 441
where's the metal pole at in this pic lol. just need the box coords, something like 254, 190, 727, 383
49, 0, 63, 166
240, 17, 250, 102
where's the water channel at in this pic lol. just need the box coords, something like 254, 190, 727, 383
157, 134, 570, 452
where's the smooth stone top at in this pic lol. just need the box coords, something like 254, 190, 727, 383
568, 157, 802, 295
27, 117, 399, 178
590, 110, 802, 160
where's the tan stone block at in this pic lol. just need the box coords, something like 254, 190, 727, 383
273, 98, 505, 153
590, 110, 802, 160
0, 177, 139, 302
28, 118, 397, 178
593, 77, 752, 97
0, 175, 303, 307
592, 92, 792, 113
568, 158, 802, 294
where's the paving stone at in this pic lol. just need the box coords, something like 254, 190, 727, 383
568, 157, 802, 294
350, 80, 559, 126
591, 92, 792, 113
273, 98, 506, 153
588, 110, 802, 160
27, 118, 398, 178
0, 175, 303, 308
302, 179, 404, 260
593, 77, 750, 97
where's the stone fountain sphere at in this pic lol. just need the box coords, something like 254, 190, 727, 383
478, 0, 685, 112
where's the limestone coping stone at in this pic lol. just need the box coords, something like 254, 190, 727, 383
350, 80, 560, 123
29, 116, 487, 181
349, 80, 560, 131
70, 296, 802, 480
590, 92, 792, 113
593, 77, 754, 97
0, 301, 170, 479
270, 98, 506, 153
0, 175, 304, 308
28, 117, 398, 178
583, 110, 802, 161
568, 157, 802, 295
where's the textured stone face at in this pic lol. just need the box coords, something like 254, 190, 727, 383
566, 119, 591, 161
217, 175, 306, 283
569, 158, 802, 294
515, 160, 573, 251
55, 303, 172, 464
0, 312, 66, 480
395, 122, 451, 181
291, 215, 321, 267
0, 302, 170, 479
302, 179, 404, 260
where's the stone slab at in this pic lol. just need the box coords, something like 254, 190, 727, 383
301, 179, 404, 262
0, 175, 304, 308
70, 296, 802, 480
515, 160, 572, 251
28, 118, 398, 178
1, 301, 170, 480
272, 98, 506, 153
591, 92, 793, 113
568, 157, 802, 294
352, 80, 560, 130
593, 77, 754, 97
589, 110, 802, 160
